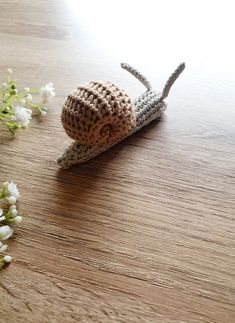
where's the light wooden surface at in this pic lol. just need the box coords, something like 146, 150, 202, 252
0, 0, 235, 322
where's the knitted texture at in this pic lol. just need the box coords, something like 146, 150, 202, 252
61, 81, 135, 146
121, 63, 152, 90
57, 96, 166, 169
134, 91, 166, 131
57, 62, 185, 169
161, 63, 185, 100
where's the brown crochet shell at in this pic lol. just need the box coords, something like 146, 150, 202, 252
61, 81, 136, 146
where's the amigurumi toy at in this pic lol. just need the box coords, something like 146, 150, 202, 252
57, 62, 185, 169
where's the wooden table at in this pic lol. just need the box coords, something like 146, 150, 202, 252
0, 1, 234, 322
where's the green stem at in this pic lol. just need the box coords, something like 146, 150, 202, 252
3, 94, 13, 103
0, 118, 16, 135
0, 113, 13, 120
26, 102, 40, 109
30, 88, 40, 94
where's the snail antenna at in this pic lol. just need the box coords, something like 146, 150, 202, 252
160, 62, 185, 100
121, 63, 152, 91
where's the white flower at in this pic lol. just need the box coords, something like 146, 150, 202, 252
3, 255, 12, 263
11, 208, 17, 217
13, 216, 22, 225
1, 182, 20, 204
0, 242, 7, 253
6, 182, 20, 200
20, 99, 26, 105
12, 106, 32, 128
7, 196, 16, 204
0, 225, 13, 240
9, 205, 17, 217
40, 82, 55, 104
7, 68, 12, 74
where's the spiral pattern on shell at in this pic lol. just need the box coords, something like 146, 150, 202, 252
61, 81, 136, 146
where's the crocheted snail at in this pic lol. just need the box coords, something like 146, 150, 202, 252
57, 62, 185, 169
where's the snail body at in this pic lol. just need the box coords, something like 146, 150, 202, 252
57, 62, 185, 169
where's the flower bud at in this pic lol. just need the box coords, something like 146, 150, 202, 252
14, 216, 22, 225
11, 208, 18, 217
3, 255, 12, 263
3, 182, 9, 189
0, 242, 7, 252
0, 225, 13, 240
11, 89, 17, 95
7, 196, 16, 205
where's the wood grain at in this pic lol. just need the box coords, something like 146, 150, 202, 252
0, 0, 234, 322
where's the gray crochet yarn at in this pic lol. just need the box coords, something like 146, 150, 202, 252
57, 62, 185, 169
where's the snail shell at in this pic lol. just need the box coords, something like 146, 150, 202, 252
61, 81, 136, 146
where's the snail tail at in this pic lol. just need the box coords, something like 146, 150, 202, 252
121, 63, 152, 90
160, 62, 185, 100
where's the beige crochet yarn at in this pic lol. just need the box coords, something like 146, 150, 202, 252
61, 81, 136, 146
57, 62, 185, 169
